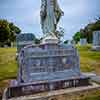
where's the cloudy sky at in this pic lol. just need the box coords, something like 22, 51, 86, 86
0, 0, 100, 40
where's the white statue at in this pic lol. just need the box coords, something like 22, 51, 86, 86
40, 0, 64, 35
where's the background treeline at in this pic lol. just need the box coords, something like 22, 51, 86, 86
1, 17, 100, 47
73, 17, 100, 43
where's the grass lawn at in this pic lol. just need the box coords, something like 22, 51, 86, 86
0, 45, 100, 99
0, 48, 17, 94
77, 45, 100, 73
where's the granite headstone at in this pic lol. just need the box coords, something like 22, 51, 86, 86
80, 38, 87, 46
18, 42, 81, 83
92, 31, 100, 51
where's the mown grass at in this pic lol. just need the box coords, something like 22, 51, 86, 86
78, 90, 100, 100
77, 45, 100, 72
0, 48, 17, 81
0, 48, 18, 94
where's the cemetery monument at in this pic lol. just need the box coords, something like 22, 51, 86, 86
3, 0, 90, 99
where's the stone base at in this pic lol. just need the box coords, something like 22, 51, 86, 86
14, 83, 99, 100
3, 77, 90, 99
92, 46, 100, 51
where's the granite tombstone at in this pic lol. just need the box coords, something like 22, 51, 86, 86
80, 38, 87, 46
92, 31, 100, 51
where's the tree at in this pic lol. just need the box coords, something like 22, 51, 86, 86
73, 17, 100, 43
0, 20, 10, 46
9, 23, 21, 34
91, 18, 100, 31
9, 22, 21, 42
0, 19, 21, 47
73, 32, 81, 43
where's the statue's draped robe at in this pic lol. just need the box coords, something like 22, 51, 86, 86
40, 0, 63, 34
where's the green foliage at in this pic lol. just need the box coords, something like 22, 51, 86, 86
73, 17, 100, 43
9, 23, 21, 42
73, 32, 81, 43
82, 18, 100, 43
0, 20, 10, 46
0, 48, 17, 81
80, 90, 100, 100
91, 18, 100, 31
0, 19, 21, 47
9, 23, 21, 34
76, 45, 100, 72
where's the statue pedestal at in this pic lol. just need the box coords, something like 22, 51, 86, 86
41, 33, 59, 44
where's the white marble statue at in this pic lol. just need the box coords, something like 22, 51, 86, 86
40, 0, 64, 35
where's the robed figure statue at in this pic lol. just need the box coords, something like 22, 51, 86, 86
40, 0, 64, 35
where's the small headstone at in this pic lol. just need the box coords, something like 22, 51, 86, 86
80, 38, 87, 46
92, 31, 100, 51
4, 45, 8, 48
